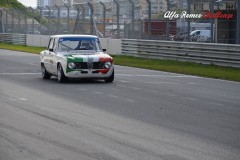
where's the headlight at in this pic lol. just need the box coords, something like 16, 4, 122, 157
68, 62, 76, 69
104, 62, 112, 69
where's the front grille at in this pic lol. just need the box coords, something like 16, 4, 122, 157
93, 62, 104, 69
74, 62, 88, 69
74, 62, 104, 69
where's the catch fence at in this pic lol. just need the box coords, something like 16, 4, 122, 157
0, 0, 239, 44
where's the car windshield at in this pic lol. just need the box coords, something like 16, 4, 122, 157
190, 31, 196, 36
58, 37, 102, 53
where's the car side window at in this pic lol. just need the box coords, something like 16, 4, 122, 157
53, 38, 58, 52
195, 31, 200, 35
48, 38, 54, 51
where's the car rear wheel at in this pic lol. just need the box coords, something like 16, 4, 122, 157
105, 69, 114, 83
57, 64, 67, 83
41, 63, 51, 79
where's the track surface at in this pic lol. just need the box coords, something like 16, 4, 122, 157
0, 49, 240, 160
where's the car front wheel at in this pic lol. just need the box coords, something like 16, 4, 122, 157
41, 63, 51, 79
105, 69, 114, 83
57, 64, 67, 83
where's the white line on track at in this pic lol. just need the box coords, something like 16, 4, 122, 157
107, 95, 119, 98
8, 98, 28, 101
182, 97, 197, 101
92, 91, 102, 95
188, 83, 196, 85
125, 99, 135, 103
205, 102, 224, 106
116, 74, 199, 78
147, 90, 159, 93
29, 63, 39, 66
129, 87, 141, 90
144, 82, 179, 85
116, 84, 127, 87
0, 73, 40, 75
78, 88, 89, 91
166, 94, 176, 97
19, 98, 28, 101
119, 80, 132, 83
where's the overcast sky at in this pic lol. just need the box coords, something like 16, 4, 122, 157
17, 0, 37, 8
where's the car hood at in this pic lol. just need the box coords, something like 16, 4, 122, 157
65, 53, 113, 63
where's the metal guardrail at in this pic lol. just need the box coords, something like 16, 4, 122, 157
122, 39, 240, 68
0, 33, 26, 45
0, 33, 240, 68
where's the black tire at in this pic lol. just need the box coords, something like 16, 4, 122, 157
57, 64, 67, 83
105, 69, 114, 83
41, 63, 51, 79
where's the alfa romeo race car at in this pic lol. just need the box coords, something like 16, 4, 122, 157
40, 35, 114, 83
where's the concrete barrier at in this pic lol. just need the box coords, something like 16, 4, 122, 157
26, 34, 121, 55
26, 34, 50, 48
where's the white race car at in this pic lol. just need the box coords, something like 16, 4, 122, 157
40, 35, 114, 83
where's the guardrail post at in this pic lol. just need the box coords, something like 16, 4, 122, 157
37, 7, 42, 34
237, 0, 240, 44
100, 1, 106, 37
29, 7, 35, 34
145, 0, 151, 39
0, 9, 3, 33
210, 0, 214, 43
24, 10, 27, 34
166, 0, 170, 40
4, 9, 8, 33
113, 0, 120, 38
46, 5, 51, 35
80, 4, 85, 34
187, 0, 191, 41
55, 5, 60, 34
127, 0, 135, 38
64, 4, 70, 34
73, 6, 80, 34
17, 10, 21, 33
87, 2, 94, 35
11, 9, 14, 33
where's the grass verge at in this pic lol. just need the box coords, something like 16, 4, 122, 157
0, 43, 45, 54
112, 55, 240, 82
0, 43, 240, 82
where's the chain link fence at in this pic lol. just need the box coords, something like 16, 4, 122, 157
0, 0, 239, 44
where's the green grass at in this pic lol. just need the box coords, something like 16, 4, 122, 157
113, 55, 240, 82
0, 0, 26, 9
0, 43, 45, 54
0, 43, 240, 82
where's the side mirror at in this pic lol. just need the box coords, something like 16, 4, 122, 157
49, 48, 54, 52
102, 49, 107, 52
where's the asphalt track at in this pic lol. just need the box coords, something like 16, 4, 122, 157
0, 49, 240, 160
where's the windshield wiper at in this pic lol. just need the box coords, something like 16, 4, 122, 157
60, 43, 74, 51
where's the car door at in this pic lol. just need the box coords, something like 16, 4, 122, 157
43, 38, 54, 72
48, 38, 57, 74
50, 38, 59, 75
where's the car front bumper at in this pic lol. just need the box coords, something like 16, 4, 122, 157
65, 67, 114, 79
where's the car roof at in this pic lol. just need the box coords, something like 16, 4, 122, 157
50, 34, 98, 39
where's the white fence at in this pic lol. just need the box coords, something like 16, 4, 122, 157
25, 34, 121, 55
0, 34, 121, 55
